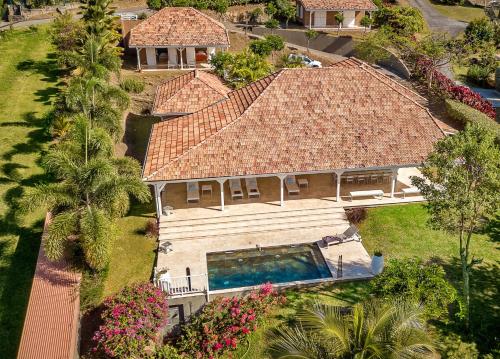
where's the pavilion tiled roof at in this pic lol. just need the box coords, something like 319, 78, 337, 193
299, 0, 377, 10
152, 70, 231, 116
143, 58, 445, 182
129, 7, 230, 47
18, 213, 81, 359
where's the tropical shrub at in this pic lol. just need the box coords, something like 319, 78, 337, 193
445, 99, 500, 139
371, 258, 457, 319
465, 18, 494, 45
374, 6, 424, 37
152, 344, 183, 358
176, 283, 285, 358
120, 78, 145, 93
466, 64, 492, 87
93, 283, 169, 358
414, 57, 496, 118
145, 219, 159, 238
249, 38, 273, 57
345, 207, 367, 224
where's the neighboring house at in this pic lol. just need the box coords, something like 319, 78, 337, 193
296, 0, 378, 29
152, 69, 231, 118
127, 7, 230, 70
143, 58, 445, 219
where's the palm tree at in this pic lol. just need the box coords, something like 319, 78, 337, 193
21, 118, 150, 270
81, 0, 117, 39
63, 75, 129, 140
268, 299, 435, 359
68, 33, 122, 79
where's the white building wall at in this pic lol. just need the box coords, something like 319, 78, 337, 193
145, 47, 157, 66
168, 48, 178, 66
186, 47, 196, 67
343, 10, 356, 28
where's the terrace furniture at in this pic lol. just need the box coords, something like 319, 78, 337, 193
162, 205, 173, 216
357, 175, 367, 184
297, 178, 309, 189
245, 177, 260, 198
382, 173, 391, 183
323, 225, 361, 246
401, 187, 420, 198
201, 184, 213, 198
370, 174, 380, 184
285, 175, 300, 195
345, 176, 355, 184
186, 182, 200, 203
349, 189, 384, 201
229, 179, 244, 200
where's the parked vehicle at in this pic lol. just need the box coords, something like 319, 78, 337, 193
288, 54, 322, 68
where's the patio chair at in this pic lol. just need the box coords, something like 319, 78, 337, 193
322, 225, 361, 246
186, 182, 200, 203
245, 177, 260, 198
229, 179, 244, 200
285, 175, 300, 195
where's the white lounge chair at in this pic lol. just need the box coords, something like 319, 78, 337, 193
186, 182, 200, 203
285, 175, 300, 195
323, 225, 361, 246
245, 177, 260, 198
229, 179, 244, 200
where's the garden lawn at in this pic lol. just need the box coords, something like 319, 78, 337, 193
226, 203, 499, 358
430, 3, 486, 22
0, 27, 61, 359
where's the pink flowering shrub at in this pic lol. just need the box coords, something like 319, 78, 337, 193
92, 283, 169, 358
414, 57, 496, 119
177, 283, 285, 358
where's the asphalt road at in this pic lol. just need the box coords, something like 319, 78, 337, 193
407, 0, 467, 37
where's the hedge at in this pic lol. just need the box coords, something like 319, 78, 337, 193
445, 99, 500, 139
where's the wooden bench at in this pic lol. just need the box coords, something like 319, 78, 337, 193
349, 189, 384, 201
401, 187, 420, 198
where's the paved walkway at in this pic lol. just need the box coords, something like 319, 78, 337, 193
408, 0, 467, 37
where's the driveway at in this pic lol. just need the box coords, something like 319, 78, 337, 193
408, 0, 467, 37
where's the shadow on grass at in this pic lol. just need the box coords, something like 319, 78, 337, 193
123, 113, 160, 164
434, 255, 500, 354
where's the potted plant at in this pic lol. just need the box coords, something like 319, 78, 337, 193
371, 250, 384, 275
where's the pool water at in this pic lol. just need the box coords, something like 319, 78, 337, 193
207, 243, 332, 291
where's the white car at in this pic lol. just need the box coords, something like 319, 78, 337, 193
288, 54, 322, 68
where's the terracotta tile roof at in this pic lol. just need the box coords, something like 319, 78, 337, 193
129, 7, 230, 47
300, 0, 378, 10
143, 58, 445, 182
18, 213, 81, 359
152, 70, 231, 116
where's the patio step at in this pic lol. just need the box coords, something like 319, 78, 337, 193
158, 206, 348, 241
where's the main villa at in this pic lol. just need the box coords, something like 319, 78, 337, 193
141, 58, 445, 315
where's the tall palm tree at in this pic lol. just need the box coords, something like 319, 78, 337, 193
268, 299, 435, 359
81, 0, 117, 39
63, 75, 129, 140
21, 118, 150, 270
68, 33, 122, 79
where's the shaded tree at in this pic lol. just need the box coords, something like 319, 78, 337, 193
411, 123, 500, 330
305, 28, 318, 53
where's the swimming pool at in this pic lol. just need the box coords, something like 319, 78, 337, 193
207, 243, 332, 291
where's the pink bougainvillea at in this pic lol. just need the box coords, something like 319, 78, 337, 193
92, 283, 169, 358
177, 283, 286, 358
414, 57, 496, 119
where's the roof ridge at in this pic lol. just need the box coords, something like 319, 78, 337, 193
152, 71, 196, 113
144, 70, 283, 180
355, 60, 447, 136
196, 71, 230, 97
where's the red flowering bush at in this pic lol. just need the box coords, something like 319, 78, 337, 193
414, 57, 496, 119
92, 283, 169, 358
177, 283, 285, 358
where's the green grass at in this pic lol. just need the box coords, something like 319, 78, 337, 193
0, 27, 62, 358
228, 204, 499, 358
430, 2, 486, 23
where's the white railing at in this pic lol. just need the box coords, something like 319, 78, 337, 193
155, 272, 208, 297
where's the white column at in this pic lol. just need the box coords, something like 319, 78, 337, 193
186, 47, 195, 67
145, 47, 157, 67
217, 179, 226, 211
335, 170, 344, 202
136, 48, 141, 70
390, 169, 399, 198
278, 175, 286, 206
309, 10, 312, 29
168, 48, 178, 68
153, 183, 164, 218
207, 47, 216, 60
178, 48, 184, 69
